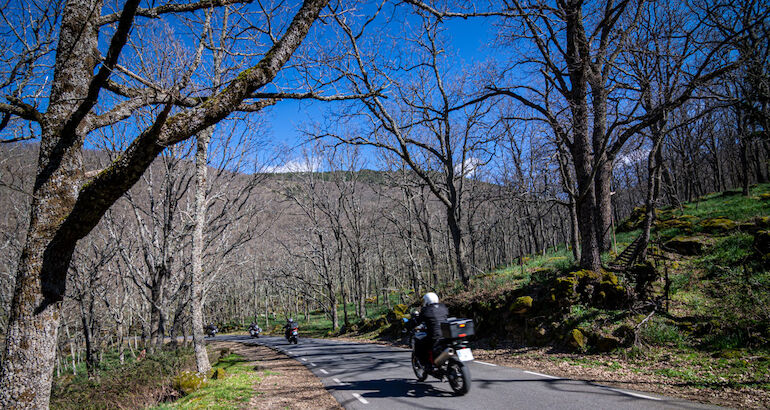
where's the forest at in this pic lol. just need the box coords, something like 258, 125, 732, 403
0, 0, 768, 408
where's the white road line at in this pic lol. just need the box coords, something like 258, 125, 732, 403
600, 386, 661, 401
320, 369, 329, 374
310, 362, 317, 367
332, 378, 346, 386
301, 358, 307, 362
352, 393, 369, 404
474, 360, 497, 366
523, 370, 560, 379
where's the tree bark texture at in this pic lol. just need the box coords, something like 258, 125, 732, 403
191, 127, 213, 374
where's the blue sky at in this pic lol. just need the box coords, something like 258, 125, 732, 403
263, 15, 499, 169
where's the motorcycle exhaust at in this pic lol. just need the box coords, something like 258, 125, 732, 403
434, 348, 455, 366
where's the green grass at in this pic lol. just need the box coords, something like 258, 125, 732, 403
154, 354, 260, 410
673, 184, 770, 222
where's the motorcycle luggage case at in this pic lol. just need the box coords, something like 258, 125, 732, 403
441, 318, 475, 339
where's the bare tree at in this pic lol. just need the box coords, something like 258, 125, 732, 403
0, 0, 330, 406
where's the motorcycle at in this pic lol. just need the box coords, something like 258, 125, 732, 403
249, 326, 261, 338
286, 326, 299, 344
205, 324, 218, 338
404, 315, 474, 395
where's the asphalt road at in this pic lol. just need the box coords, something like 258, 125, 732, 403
215, 335, 717, 410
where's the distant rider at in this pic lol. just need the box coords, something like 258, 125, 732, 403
249, 322, 261, 334
415, 292, 448, 368
284, 318, 297, 339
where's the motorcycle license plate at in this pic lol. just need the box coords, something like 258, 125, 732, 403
456, 348, 473, 362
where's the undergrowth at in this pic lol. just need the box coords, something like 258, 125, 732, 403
155, 353, 260, 409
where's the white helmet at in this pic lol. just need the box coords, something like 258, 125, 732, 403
422, 292, 439, 306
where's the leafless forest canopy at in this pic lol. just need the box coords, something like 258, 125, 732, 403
0, 0, 768, 406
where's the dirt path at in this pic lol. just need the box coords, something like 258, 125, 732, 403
210, 342, 340, 410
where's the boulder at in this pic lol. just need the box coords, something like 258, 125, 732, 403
210, 367, 227, 380
596, 336, 621, 353
700, 217, 737, 234
655, 218, 694, 232
567, 329, 586, 350
596, 271, 628, 308
173, 371, 207, 395
664, 236, 707, 255
509, 296, 533, 314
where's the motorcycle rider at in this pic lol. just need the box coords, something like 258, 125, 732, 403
415, 292, 448, 368
248, 322, 261, 335
283, 318, 297, 339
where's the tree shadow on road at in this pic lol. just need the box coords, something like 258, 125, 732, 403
329, 377, 456, 399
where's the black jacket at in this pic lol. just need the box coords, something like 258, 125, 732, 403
418, 303, 448, 341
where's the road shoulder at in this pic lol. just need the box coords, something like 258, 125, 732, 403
211, 341, 341, 410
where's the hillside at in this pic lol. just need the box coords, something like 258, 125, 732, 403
325, 184, 770, 408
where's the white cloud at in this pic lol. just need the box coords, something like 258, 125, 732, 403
455, 157, 482, 177
264, 157, 322, 173
618, 148, 650, 166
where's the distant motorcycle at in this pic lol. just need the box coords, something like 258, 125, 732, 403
404, 316, 474, 395
205, 324, 218, 338
286, 325, 299, 344
249, 325, 261, 338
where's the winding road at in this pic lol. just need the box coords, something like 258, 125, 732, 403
216, 335, 716, 409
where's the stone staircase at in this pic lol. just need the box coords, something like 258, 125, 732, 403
606, 235, 643, 272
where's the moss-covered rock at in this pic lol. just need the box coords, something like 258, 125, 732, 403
742, 216, 770, 233
210, 367, 227, 380
596, 271, 628, 308
596, 336, 621, 352
664, 236, 706, 255
655, 218, 694, 232
700, 217, 738, 233
509, 296, 533, 314
567, 328, 586, 350
173, 371, 207, 395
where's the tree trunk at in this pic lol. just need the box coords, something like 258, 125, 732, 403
595, 160, 614, 252
639, 132, 665, 261
569, 197, 580, 261
191, 127, 212, 374
446, 209, 469, 285
0, 0, 100, 405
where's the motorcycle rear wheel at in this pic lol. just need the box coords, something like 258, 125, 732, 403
446, 359, 471, 395
411, 352, 428, 381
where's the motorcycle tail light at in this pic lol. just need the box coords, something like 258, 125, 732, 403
459, 333, 466, 338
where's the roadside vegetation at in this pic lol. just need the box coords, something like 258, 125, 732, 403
289, 183, 770, 407
50, 347, 197, 409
